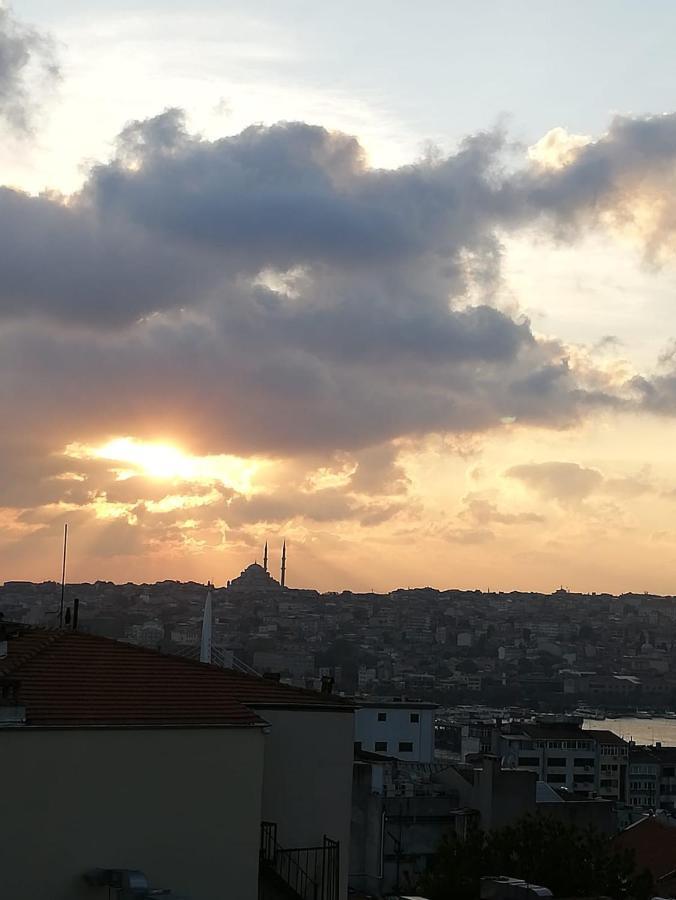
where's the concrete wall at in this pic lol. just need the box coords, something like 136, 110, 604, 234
435, 759, 536, 830
354, 707, 435, 762
0, 726, 264, 900
538, 799, 617, 834
350, 761, 471, 897
258, 708, 354, 898
476, 759, 537, 830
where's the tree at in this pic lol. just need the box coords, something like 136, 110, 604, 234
419, 815, 653, 900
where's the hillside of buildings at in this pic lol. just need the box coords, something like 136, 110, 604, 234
4, 564, 676, 712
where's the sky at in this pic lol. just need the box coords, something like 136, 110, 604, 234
4, 2, 676, 593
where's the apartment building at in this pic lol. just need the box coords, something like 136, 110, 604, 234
494, 716, 629, 802
628, 748, 660, 809
354, 699, 437, 762
629, 745, 676, 812
0, 624, 354, 900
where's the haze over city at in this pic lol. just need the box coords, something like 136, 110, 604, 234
6, 1, 676, 593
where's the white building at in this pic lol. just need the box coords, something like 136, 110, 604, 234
354, 700, 437, 763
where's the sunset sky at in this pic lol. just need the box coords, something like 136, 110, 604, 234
5, 1, 676, 592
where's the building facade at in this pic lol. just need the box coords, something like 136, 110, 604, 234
353, 700, 437, 763
494, 717, 629, 802
0, 624, 354, 900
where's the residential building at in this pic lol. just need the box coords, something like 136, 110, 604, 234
493, 716, 629, 802
629, 744, 676, 812
354, 700, 437, 762
629, 747, 660, 810
0, 624, 354, 900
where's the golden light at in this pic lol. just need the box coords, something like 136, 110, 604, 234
65, 437, 260, 495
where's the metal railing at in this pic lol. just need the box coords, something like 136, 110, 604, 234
260, 822, 339, 900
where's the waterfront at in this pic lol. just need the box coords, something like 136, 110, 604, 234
584, 717, 676, 745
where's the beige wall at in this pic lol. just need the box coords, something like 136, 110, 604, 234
0, 726, 264, 900
257, 707, 354, 899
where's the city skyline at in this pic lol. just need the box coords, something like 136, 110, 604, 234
5, 3, 676, 593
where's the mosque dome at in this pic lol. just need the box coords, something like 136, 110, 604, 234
227, 561, 281, 593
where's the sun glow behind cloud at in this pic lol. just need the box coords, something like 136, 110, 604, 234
65, 437, 260, 495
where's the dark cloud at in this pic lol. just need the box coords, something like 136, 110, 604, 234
505, 461, 654, 506
461, 493, 545, 526
6, 109, 676, 479
0, 188, 225, 325
506, 462, 603, 503
349, 444, 409, 496
0, 7, 58, 133
630, 371, 676, 416
518, 113, 676, 260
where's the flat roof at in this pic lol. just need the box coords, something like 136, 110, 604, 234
355, 700, 439, 710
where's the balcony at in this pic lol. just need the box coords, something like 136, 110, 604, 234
259, 822, 339, 900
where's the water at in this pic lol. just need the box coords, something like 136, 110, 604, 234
583, 717, 676, 745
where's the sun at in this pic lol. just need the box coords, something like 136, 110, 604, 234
96, 438, 192, 480
65, 437, 259, 494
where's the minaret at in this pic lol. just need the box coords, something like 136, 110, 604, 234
280, 540, 286, 588
200, 588, 213, 664
263, 541, 268, 573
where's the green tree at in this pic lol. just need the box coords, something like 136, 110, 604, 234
419, 815, 653, 900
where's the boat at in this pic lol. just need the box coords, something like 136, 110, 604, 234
634, 710, 653, 719
572, 706, 606, 720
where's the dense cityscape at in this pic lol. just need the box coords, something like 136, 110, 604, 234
5, 559, 676, 711
6, 561, 676, 896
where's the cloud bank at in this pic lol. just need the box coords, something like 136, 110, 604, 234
5, 109, 657, 462
5, 100, 676, 573
0, 6, 58, 132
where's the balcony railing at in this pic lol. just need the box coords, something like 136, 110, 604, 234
260, 821, 339, 900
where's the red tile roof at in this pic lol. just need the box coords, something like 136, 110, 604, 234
614, 815, 676, 882
0, 626, 350, 728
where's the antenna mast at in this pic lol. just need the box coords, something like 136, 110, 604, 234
59, 523, 68, 628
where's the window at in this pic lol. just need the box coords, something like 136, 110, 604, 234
664, 767, 675, 777
410, 713, 420, 723
354, 741, 362, 752
547, 774, 566, 783
547, 741, 562, 749
399, 741, 413, 752
377, 712, 387, 722
518, 757, 539, 767
574, 758, 595, 768
374, 741, 388, 752
548, 757, 567, 767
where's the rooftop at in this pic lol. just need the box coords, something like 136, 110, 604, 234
0, 625, 351, 728
355, 699, 438, 710
614, 815, 676, 882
